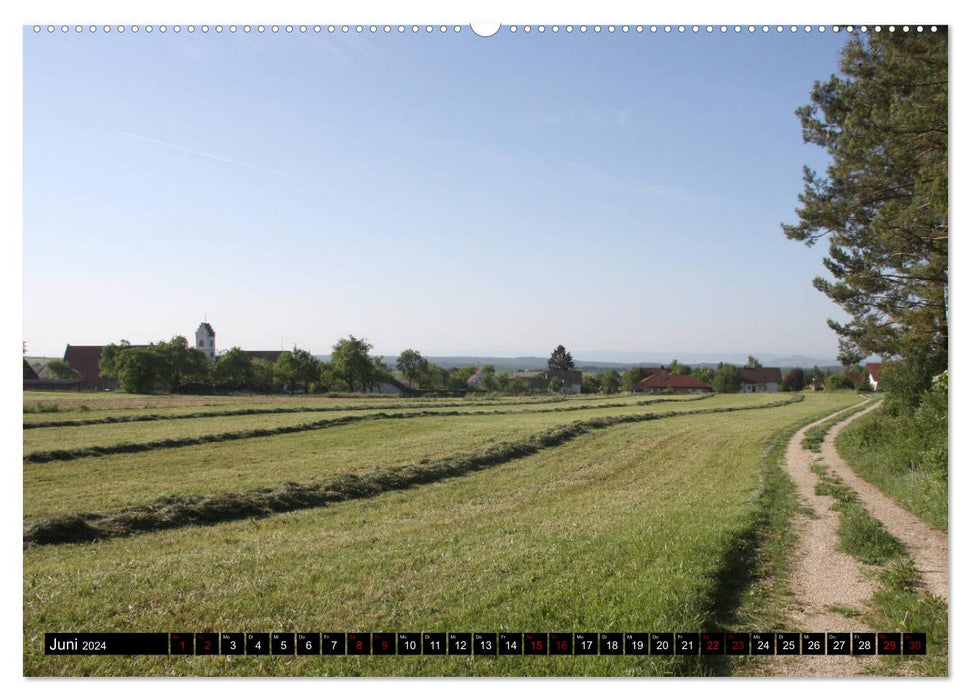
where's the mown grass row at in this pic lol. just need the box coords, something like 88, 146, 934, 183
23, 394, 706, 430
22, 396, 713, 464
22, 394, 570, 427
26, 398, 776, 521
24, 395, 802, 547
22, 395, 705, 457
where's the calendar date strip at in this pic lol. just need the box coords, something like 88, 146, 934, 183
45, 631, 926, 656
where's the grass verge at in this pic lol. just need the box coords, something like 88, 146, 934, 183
835, 407, 947, 532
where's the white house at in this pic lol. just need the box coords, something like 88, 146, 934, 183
738, 367, 782, 392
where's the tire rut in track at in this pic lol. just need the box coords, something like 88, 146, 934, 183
762, 399, 946, 676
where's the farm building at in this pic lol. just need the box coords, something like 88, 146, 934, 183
632, 370, 712, 394
547, 369, 582, 394
738, 367, 782, 392
865, 362, 882, 390
63, 345, 122, 390
468, 367, 582, 393
527, 369, 582, 394
22, 357, 84, 390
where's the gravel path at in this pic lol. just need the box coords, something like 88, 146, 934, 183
819, 404, 948, 600
762, 398, 948, 676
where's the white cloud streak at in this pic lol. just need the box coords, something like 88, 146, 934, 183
121, 131, 306, 185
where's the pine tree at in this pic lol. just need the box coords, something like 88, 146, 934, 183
783, 30, 947, 384
548, 344, 575, 371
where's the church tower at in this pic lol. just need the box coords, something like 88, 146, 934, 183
195, 321, 216, 361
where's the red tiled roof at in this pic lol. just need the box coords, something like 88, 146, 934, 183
865, 362, 882, 381
634, 370, 711, 391
847, 372, 863, 385
739, 367, 783, 384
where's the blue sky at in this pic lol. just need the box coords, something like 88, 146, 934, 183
23, 24, 876, 361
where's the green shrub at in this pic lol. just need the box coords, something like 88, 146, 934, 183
825, 373, 856, 391
835, 373, 948, 530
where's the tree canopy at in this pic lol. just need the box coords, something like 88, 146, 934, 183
548, 345, 575, 371
45, 359, 81, 380
274, 346, 319, 394
668, 359, 691, 376
100, 337, 210, 393
783, 31, 947, 389
396, 349, 428, 388
601, 370, 621, 394
712, 364, 741, 393
783, 367, 806, 392
330, 335, 380, 392
620, 367, 647, 392
214, 347, 254, 389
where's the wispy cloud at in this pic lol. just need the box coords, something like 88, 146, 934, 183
121, 131, 306, 185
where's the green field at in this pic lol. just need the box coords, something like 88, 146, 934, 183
24, 391, 861, 676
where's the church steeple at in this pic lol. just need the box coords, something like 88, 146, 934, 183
195, 321, 216, 361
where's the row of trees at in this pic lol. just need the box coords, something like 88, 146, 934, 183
99, 335, 396, 395
96, 336, 876, 397
577, 357, 871, 395
99, 337, 212, 394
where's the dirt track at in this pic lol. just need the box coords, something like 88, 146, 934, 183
764, 398, 947, 676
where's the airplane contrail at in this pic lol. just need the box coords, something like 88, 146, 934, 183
121, 131, 306, 185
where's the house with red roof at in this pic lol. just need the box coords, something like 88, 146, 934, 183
865, 362, 882, 391
632, 369, 712, 394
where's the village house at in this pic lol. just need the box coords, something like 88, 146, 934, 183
522, 369, 582, 394
545, 369, 582, 394
632, 369, 712, 394
738, 366, 782, 392
23, 357, 83, 391
468, 367, 583, 394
